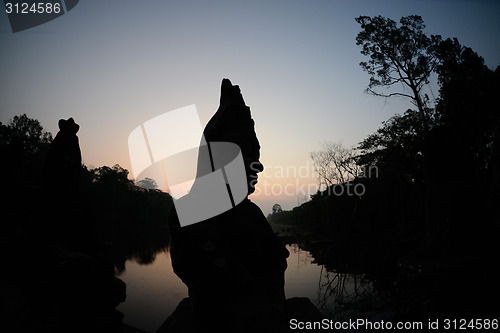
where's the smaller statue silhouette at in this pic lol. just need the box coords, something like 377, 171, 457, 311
37, 117, 126, 332
42, 117, 82, 196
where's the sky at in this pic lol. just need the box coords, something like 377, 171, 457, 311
1, 0, 499, 214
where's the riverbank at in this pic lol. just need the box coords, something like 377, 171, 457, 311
269, 221, 500, 320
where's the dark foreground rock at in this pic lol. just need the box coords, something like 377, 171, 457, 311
157, 297, 325, 333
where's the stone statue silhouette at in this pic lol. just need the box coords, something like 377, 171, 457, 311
165, 79, 289, 333
43, 117, 82, 196
38, 117, 126, 332
39, 117, 82, 244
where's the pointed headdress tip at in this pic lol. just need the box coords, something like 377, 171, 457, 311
220, 78, 232, 103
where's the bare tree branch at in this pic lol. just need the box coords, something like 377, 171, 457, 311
366, 88, 416, 101
311, 142, 362, 187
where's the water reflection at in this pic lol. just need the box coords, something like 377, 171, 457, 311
117, 244, 381, 332
285, 244, 380, 321
317, 268, 375, 319
116, 251, 187, 333
285, 244, 323, 299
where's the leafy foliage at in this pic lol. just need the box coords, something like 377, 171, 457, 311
434, 38, 499, 174
357, 109, 424, 183
1, 114, 53, 153
137, 177, 159, 190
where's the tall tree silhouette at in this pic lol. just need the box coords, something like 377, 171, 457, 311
355, 15, 441, 131
434, 38, 499, 174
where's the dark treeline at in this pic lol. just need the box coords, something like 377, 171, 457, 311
1, 115, 174, 331
269, 16, 500, 319
79, 165, 173, 273
0, 114, 173, 274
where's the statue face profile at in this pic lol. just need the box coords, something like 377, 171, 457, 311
128, 78, 262, 227
203, 78, 264, 194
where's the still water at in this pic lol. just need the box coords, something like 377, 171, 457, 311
116, 244, 370, 332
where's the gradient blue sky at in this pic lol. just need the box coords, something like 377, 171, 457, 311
1, 0, 499, 213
